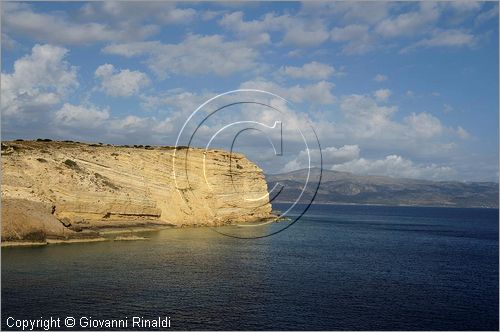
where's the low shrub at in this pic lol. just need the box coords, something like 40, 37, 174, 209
63, 159, 80, 171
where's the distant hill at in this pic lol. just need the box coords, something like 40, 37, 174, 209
266, 168, 499, 208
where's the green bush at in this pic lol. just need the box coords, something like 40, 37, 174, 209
63, 159, 80, 171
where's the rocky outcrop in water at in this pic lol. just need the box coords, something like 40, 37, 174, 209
1, 140, 273, 243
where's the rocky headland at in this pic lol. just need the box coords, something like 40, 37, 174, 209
1, 140, 273, 245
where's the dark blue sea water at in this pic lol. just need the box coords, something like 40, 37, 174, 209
2, 204, 498, 330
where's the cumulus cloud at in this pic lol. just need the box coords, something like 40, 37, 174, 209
404, 112, 443, 138
80, 2, 197, 25
280, 61, 335, 80
109, 115, 153, 133
455, 126, 471, 139
218, 11, 330, 47
373, 89, 391, 102
2, 2, 156, 45
402, 29, 477, 52
95, 64, 150, 97
337, 93, 469, 147
331, 24, 369, 42
2, 2, 200, 46
330, 24, 376, 54
301, 1, 390, 25
54, 103, 110, 128
325, 2, 484, 55
218, 11, 273, 45
283, 21, 330, 47
332, 155, 456, 180
1, 44, 78, 117
375, 2, 440, 38
103, 35, 258, 78
283, 145, 360, 172
240, 79, 336, 105
340, 94, 398, 137
282, 145, 457, 181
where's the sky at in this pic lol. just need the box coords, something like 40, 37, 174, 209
1, 1, 498, 181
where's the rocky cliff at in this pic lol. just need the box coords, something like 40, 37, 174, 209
1, 140, 273, 243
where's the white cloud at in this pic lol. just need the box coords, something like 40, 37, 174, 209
55, 103, 109, 128
283, 145, 360, 172
325, 2, 484, 55
475, 4, 498, 24
446, 1, 482, 13
373, 89, 391, 102
103, 35, 258, 78
80, 2, 197, 25
301, 1, 390, 25
280, 61, 335, 80
141, 89, 212, 114
404, 112, 443, 138
332, 155, 456, 180
456, 126, 471, 139
218, 11, 329, 47
375, 2, 440, 38
2, 2, 201, 46
2, 3, 156, 45
95, 64, 150, 97
373, 74, 388, 82
337, 94, 470, 151
340, 94, 398, 136
156, 7, 197, 24
218, 11, 272, 45
109, 115, 152, 132
330, 24, 375, 54
402, 29, 476, 53
1, 33, 20, 50
202, 10, 226, 21
240, 79, 336, 105
283, 20, 330, 47
1, 44, 78, 117
331, 24, 369, 42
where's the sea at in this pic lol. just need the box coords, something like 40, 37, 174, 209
2, 204, 498, 330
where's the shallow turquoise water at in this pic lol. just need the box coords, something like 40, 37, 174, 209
2, 204, 498, 330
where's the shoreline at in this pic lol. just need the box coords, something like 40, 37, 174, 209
272, 201, 499, 209
1, 219, 284, 247
1, 225, 175, 248
1, 238, 108, 248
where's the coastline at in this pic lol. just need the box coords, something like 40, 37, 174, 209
272, 201, 499, 209
0, 218, 282, 247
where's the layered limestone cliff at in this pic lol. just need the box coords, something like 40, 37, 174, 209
1, 140, 273, 243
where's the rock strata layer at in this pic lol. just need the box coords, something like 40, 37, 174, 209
1, 141, 273, 243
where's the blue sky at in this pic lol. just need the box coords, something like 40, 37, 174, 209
1, 1, 498, 181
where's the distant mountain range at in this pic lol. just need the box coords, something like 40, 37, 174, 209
266, 168, 499, 208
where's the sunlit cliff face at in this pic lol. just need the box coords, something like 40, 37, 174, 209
1, 140, 273, 242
